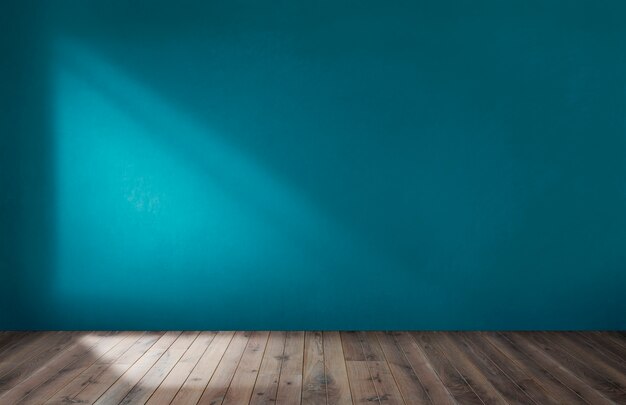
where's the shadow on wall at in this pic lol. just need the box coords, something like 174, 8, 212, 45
2, 1, 626, 329
0, 3, 55, 327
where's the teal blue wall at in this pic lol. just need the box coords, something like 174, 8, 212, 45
2, 1, 625, 330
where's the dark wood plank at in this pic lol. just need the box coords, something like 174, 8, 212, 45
432, 332, 507, 405
411, 332, 483, 405
375, 331, 431, 405
323, 331, 352, 405
358, 331, 405, 405
0, 332, 25, 353
448, 332, 535, 405
276, 331, 304, 405
483, 333, 587, 404
463, 332, 559, 404
250, 331, 286, 405
0, 332, 79, 396
0, 333, 42, 361
527, 332, 626, 403
222, 331, 270, 405
392, 332, 455, 405
502, 332, 613, 405
196, 331, 250, 405
578, 332, 626, 369
302, 331, 327, 405
567, 332, 626, 375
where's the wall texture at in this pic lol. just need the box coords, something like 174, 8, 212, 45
1, 1, 625, 330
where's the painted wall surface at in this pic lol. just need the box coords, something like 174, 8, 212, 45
1, 1, 625, 330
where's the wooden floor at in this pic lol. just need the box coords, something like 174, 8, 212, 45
0, 331, 624, 404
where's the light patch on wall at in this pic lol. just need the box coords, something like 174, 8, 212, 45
51, 38, 371, 309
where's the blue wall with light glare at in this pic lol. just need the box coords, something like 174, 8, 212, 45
1, 1, 625, 330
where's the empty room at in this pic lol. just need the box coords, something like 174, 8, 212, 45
1, 0, 625, 404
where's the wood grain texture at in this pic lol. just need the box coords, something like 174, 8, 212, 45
0, 331, 623, 404
276, 331, 304, 405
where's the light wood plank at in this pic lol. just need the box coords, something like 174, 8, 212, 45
119, 331, 199, 404
345, 361, 380, 404
302, 331, 326, 405
171, 330, 235, 405
323, 331, 352, 405
276, 331, 304, 405
145, 331, 217, 405
0, 332, 115, 405
250, 331, 286, 405
92, 332, 181, 405
44, 332, 145, 404
69, 332, 164, 404
223, 331, 270, 405
341, 332, 378, 404
196, 331, 250, 405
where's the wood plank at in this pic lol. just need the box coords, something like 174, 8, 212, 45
323, 331, 352, 405
392, 332, 455, 405
171, 331, 235, 405
0, 332, 71, 376
375, 332, 433, 404
433, 332, 507, 405
145, 331, 217, 405
276, 331, 304, 405
0, 332, 79, 395
92, 332, 181, 405
358, 332, 404, 405
43, 332, 145, 404
341, 332, 379, 404
69, 332, 163, 404
119, 331, 199, 404
222, 331, 270, 405
448, 332, 535, 405
196, 331, 250, 405
250, 331, 286, 405
345, 361, 380, 404
302, 331, 327, 405
578, 332, 626, 369
0, 333, 43, 362
341, 331, 366, 361
501, 332, 613, 405
463, 332, 558, 404
483, 332, 587, 404
605, 332, 626, 350
411, 332, 483, 405
0, 332, 25, 353
549, 332, 626, 384
527, 332, 626, 403
566, 332, 626, 375
0, 332, 115, 405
